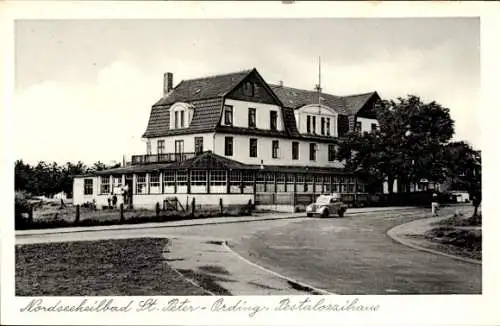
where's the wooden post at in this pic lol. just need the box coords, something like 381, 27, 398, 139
191, 197, 196, 217
120, 203, 124, 222
322, 175, 325, 194
28, 206, 33, 224
155, 202, 160, 217
253, 170, 257, 195
226, 170, 230, 194
75, 204, 80, 224
173, 170, 177, 194
187, 169, 191, 194
207, 170, 211, 194
240, 170, 244, 194
219, 198, 223, 216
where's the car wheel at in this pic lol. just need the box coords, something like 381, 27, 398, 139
321, 209, 329, 218
307, 213, 313, 217
338, 208, 345, 218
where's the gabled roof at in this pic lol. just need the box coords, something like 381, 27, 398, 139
172, 151, 248, 170
269, 84, 350, 115
153, 69, 252, 106
143, 98, 223, 138
342, 91, 379, 115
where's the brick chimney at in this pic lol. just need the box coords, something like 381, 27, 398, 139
278, 80, 284, 87
164, 72, 173, 95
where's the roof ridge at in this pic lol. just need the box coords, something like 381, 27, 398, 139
181, 69, 253, 83
269, 83, 343, 99
341, 91, 377, 98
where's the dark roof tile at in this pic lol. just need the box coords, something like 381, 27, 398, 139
270, 84, 350, 115
153, 70, 252, 106
342, 92, 377, 115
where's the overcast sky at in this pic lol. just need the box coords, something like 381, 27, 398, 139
14, 18, 480, 165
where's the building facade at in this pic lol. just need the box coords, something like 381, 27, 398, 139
73, 68, 380, 211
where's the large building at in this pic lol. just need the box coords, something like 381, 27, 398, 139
73, 68, 380, 211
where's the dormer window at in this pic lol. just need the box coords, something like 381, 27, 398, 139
270, 111, 277, 130
170, 102, 194, 129
224, 105, 233, 125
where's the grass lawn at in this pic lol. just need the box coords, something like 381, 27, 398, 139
15, 238, 208, 296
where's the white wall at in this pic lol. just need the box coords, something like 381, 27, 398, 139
295, 104, 338, 136
357, 117, 378, 133
73, 176, 99, 205
222, 99, 284, 131
213, 133, 344, 168
146, 133, 215, 154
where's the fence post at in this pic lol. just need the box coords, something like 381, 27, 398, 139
219, 198, 223, 216
155, 202, 160, 217
75, 204, 80, 224
28, 206, 33, 224
120, 203, 124, 222
191, 197, 196, 217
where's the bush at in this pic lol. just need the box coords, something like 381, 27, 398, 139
15, 192, 32, 229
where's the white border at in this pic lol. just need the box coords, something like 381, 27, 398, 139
1, 1, 500, 325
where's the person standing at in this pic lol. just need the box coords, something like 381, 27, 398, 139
431, 193, 439, 217
112, 194, 118, 209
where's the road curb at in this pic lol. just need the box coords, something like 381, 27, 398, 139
387, 217, 481, 265
223, 241, 335, 295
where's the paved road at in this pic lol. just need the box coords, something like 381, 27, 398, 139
231, 206, 481, 294
16, 206, 480, 295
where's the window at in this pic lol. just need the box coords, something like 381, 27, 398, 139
113, 175, 122, 191
224, 105, 233, 125
174, 111, 179, 129
249, 138, 258, 157
146, 140, 152, 155
101, 176, 110, 194
190, 170, 207, 186
355, 121, 362, 133
248, 108, 256, 128
210, 170, 227, 186
321, 117, 325, 135
230, 171, 242, 187
312, 116, 316, 134
309, 143, 317, 161
326, 118, 331, 136
272, 140, 279, 159
195, 137, 203, 154
180, 111, 185, 128
328, 144, 336, 162
157, 140, 165, 154
136, 174, 146, 194
270, 111, 277, 130
175, 140, 184, 154
371, 123, 377, 132
243, 82, 254, 97
292, 142, 299, 160
306, 115, 311, 133
149, 173, 160, 194
176, 170, 188, 186
163, 171, 175, 187
225, 137, 233, 156
84, 179, 93, 195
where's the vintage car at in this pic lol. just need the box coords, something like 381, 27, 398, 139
306, 194, 348, 218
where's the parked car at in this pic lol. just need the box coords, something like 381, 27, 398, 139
306, 194, 348, 218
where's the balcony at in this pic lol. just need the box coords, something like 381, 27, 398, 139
131, 152, 202, 165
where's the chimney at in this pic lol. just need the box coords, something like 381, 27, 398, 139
278, 80, 284, 87
163, 72, 173, 95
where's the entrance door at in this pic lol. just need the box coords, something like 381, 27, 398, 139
125, 175, 133, 207
175, 140, 184, 160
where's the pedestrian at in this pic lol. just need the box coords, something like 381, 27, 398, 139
431, 193, 439, 217
112, 194, 118, 209
107, 194, 112, 209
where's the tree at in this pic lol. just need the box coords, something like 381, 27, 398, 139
338, 95, 455, 194
443, 141, 481, 216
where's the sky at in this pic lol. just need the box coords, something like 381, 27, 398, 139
13, 18, 480, 165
